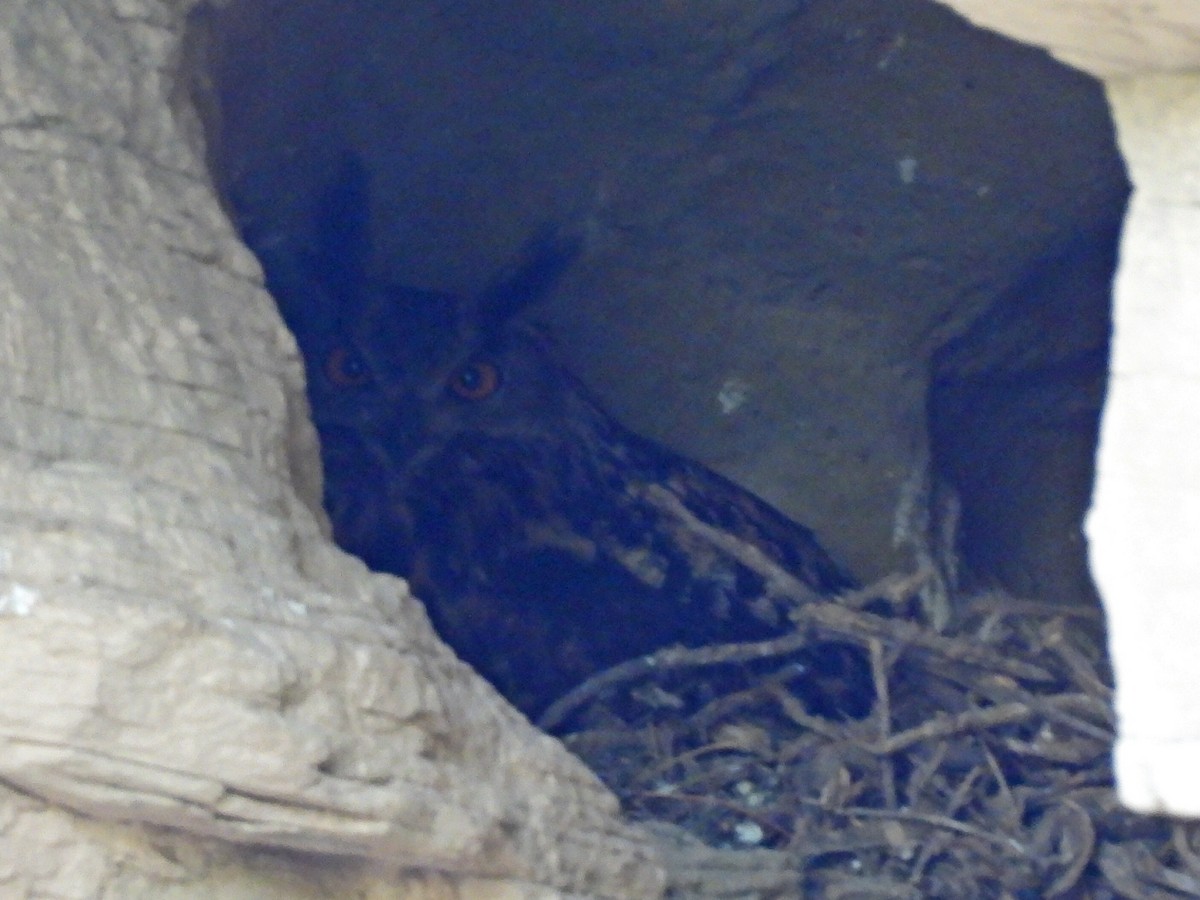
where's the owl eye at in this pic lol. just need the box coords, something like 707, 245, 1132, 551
325, 345, 372, 387
448, 359, 501, 400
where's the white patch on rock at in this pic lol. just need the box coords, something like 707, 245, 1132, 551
717, 377, 750, 415
0, 583, 39, 616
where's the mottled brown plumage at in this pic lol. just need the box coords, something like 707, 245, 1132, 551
243, 158, 862, 718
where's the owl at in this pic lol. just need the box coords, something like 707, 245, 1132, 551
241, 158, 865, 721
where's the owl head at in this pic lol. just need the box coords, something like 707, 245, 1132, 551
245, 157, 588, 584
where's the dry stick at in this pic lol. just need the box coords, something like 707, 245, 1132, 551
538, 486, 1055, 731
944, 763, 987, 822
636, 789, 792, 840
970, 676, 1115, 741
691, 667, 851, 741
797, 797, 1029, 853
1043, 801, 1095, 897
1171, 824, 1200, 875
639, 484, 1055, 683
1041, 620, 1113, 699
903, 740, 950, 807
634, 738, 765, 791
538, 628, 834, 731
869, 701, 1034, 755
982, 743, 1022, 829
870, 638, 897, 809
907, 829, 957, 891
824, 876, 924, 900
768, 683, 858, 742
963, 592, 1106, 621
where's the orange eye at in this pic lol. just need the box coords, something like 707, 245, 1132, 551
325, 345, 372, 387
449, 360, 501, 400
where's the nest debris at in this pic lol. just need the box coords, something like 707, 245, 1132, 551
550, 565, 1197, 899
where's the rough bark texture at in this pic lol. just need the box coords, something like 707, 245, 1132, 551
0, 1, 664, 896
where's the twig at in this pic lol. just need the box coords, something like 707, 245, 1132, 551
962, 592, 1105, 622
768, 683, 861, 742
797, 797, 1029, 853
639, 484, 1055, 682
869, 702, 1034, 755
870, 638, 897, 809
537, 628, 831, 731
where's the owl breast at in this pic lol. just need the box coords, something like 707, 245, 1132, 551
314, 334, 860, 718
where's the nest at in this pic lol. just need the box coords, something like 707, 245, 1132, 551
548, 566, 1198, 899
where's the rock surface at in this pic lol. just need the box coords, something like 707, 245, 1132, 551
935, 0, 1200, 77
210, 0, 1126, 602
938, 0, 1200, 819
0, 1, 663, 895
3, 0, 1198, 892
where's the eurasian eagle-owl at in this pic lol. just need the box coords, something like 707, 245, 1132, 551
242, 159, 861, 719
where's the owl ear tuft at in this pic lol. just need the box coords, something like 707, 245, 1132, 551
231, 153, 367, 348
311, 153, 373, 303
476, 225, 582, 334
231, 153, 372, 362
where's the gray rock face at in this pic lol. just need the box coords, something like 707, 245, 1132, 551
210, 0, 1125, 605
0, 1, 663, 895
